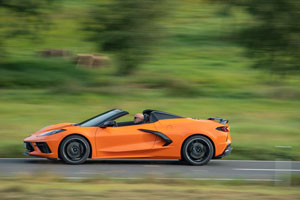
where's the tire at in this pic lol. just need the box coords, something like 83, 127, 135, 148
181, 135, 214, 166
59, 135, 90, 164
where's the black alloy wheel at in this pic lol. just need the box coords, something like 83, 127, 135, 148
59, 135, 90, 164
181, 135, 214, 166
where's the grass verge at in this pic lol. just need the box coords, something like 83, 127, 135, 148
0, 175, 300, 200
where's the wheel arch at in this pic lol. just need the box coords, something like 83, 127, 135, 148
58, 133, 93, 159
181, 133, 216, 159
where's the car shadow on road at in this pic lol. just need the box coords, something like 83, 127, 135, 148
86, 159, 182, 165
24, 158, 221, 166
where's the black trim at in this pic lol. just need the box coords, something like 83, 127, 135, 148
36, 142, 52, 153
208, 117, 228, 125
76, 109, 116, 126
143, 109, 156, 115
24, 151, 44, 158
24, 142, 34, 152
138, 129, 172, 146
77, 109, 129, 127
116, 121, 136, 127
143, 109, 183, 123
102, 111, 129, 125
152, 111, 183, 119
214, 144, 232, 159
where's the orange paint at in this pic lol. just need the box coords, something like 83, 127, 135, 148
24, 110, 231, 161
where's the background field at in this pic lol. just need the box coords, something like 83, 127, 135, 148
0, 175, 300, 200
0, 0, 299, 160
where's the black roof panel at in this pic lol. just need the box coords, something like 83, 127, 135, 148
143, 109, 183, 122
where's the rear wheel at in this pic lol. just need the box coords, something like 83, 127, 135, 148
181, 135, 214, 166
59, 135, 90, 164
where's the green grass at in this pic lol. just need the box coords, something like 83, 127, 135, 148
0, 88, 299, 160
0, 0, 299, 159
0, 175, 300, 200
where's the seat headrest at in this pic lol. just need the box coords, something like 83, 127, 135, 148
143, 114, 150, 123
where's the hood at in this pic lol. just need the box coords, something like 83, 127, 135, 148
32, 123, 74, 136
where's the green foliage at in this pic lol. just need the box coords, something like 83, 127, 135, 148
230, 145, 300, 161
0, 0, 57, 59
0, 59, 99, 91
0, 0, 299, 159
291, 174, 300, 186
221, 0, 300, 74
86, 0, 168, 75
0, 0, 54, 14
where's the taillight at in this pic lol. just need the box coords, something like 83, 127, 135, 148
216, 126, 229, 132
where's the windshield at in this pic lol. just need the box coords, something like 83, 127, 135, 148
76, 109, 122, 127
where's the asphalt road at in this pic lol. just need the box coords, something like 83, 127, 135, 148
0, 158, 300, 181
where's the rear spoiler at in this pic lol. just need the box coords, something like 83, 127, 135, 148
208, 117, 229, 125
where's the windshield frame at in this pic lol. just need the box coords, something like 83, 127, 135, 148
76, 109, 128, 127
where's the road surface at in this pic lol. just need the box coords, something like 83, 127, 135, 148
0, 159, 299, 181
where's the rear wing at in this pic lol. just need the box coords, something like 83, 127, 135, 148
208, 117, 229, 125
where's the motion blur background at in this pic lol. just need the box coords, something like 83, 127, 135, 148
0, 0, 300, 198
0, 0, 299, 160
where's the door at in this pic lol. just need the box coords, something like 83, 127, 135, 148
95, 123, 158, 158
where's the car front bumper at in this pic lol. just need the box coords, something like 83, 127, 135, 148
24, 135, 60, 158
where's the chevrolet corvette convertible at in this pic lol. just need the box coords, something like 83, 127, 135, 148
24, 109, 232, 165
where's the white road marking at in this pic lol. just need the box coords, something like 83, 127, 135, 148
234, 168, 300, 172
212, 160, 300, 163
274, 146, 292, 149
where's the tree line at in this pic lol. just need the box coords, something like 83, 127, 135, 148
0, 0, 299, 75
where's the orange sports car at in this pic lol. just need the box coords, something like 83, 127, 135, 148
24, 109, 232, 165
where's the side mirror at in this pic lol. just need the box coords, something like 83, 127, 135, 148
100, 120, 115, 128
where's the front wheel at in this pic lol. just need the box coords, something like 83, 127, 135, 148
59, 135, 90, 164
181, 135, 214, 166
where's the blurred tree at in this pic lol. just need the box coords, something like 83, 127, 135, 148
86, 0, 168, 75
218, 0, 300, 74
0, 0, 57, 61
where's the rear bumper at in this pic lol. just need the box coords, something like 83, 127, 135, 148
214, 144, 232, 159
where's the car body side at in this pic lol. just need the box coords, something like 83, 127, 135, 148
24, 118, 231, 160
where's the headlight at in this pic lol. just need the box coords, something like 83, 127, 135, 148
38, 129, 66, 137
37, 125, 52, 132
